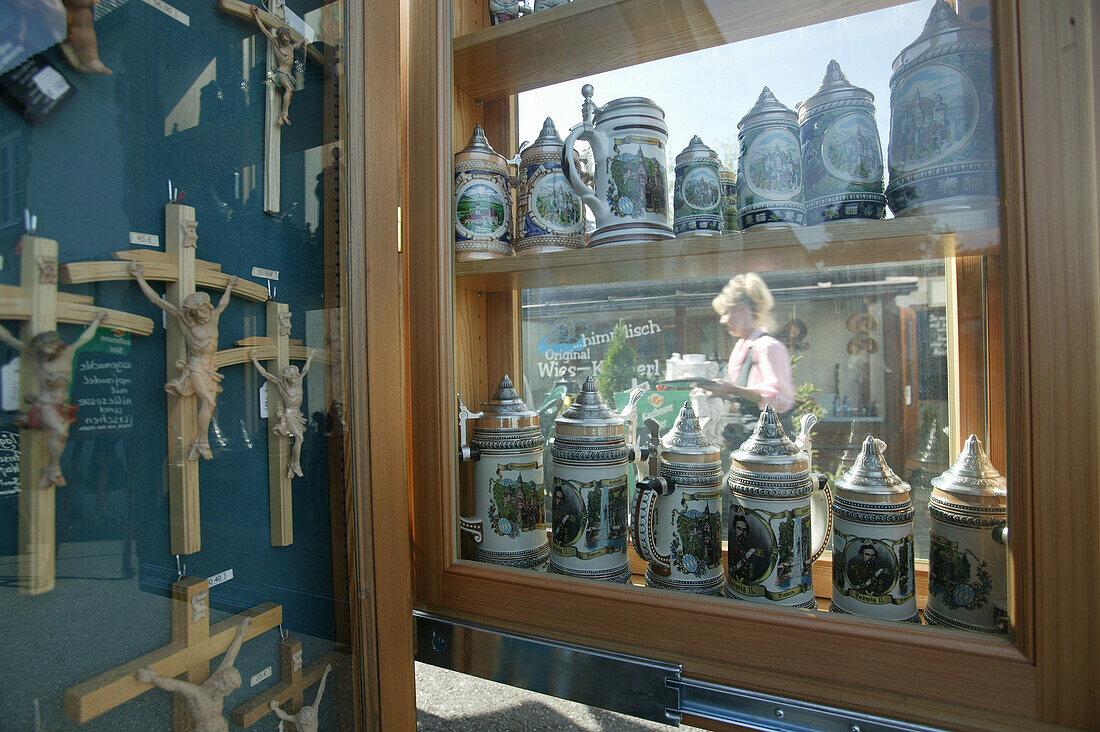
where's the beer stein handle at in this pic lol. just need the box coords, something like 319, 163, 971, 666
630, 478, 670, 574
809, 473, 834, 563
459, 516, 484, 544
562, 123, 610, 222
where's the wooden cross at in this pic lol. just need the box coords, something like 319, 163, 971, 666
62, 204, 268, 555
0, 235, 154, 595
217, 0, 323, 215
215, 302, 330, 546
63, 577, 282, 726
231, 636, 340, 729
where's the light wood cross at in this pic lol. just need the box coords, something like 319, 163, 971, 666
62, 204, 268, 555
0, 235, 154, 595
216, 302, 330, 546
63, 577, 282, 727
231, 635, 340, 729
217, 0, 323, 215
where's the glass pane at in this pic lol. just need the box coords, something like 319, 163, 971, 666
454, 0, 1009, 635
0, 1, 358, 729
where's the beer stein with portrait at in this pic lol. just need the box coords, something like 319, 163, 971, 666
724, 407, 832, 608
458, 376, 549, 570
631, 403, 725, 594
549, 377, 633, 582
926, 435, 1007, 633
830, 436, 919, 622
561, 85, 674, 246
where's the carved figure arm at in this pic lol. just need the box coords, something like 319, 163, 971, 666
0, 322, 28, 354
249, 349, 277, 383
214, 616, 252, 676
137, 667, 199, 699
299, 349, 317, 377
312, 663, 333, 707
129, 263, 182, 320
68, 311, 108, 353
269, 700, 296, 722
214, 276, 238, 316
250, 5, 277, 39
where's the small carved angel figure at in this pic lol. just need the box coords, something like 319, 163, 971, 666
250, 348, 316, 478
136, 617, 252, 732
250, 4, 306, 126
60, 0, 112, 74
270, 663, 332, 732
130, 262, 238, 461
0, 311, 107, 488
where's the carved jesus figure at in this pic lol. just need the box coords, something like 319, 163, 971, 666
250, 348, 316, 478
251, 5, 306, 126
0, 311, 106, 488
130, 262, 237, 461
137, 617, 252, 732
269, 662, 332, 732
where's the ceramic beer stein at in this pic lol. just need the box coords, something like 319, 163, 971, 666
725, 407, 832, 608
549, 377, 632, 583
489, 0, 520, 24
454, 124, 514, 260
457, 376, 549, 570
798, 60, 887, 225
534, 0, 571, 9
719, 165, 738, 232
561, 85, 674, 246
830, 436, 919, 623
885, 0, 996, 216
926, 435, 1007, 633
631, 403, 725, 594
673, 136, 723, 236
515, 118, 586, 254
736, 87, 806, 230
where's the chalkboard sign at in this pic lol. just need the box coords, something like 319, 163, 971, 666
916, 308, 948, 401
71, 329, 133, 433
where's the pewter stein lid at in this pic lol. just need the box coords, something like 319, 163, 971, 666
729, 405, 809, 473
892, 0, 990, 74
661, 401, 720, 464
931, 434, 1006, 498
720, 165, 736, 184
582, 84, 666, 127
554, 376, 624, 438
798, 60, 874, 122
476, 375, 538, 430
456, 124, 506, 164
835, 436, 910, 499
738, 87, 798, 130
676, 136, 719, 166
522, 117, 565, 161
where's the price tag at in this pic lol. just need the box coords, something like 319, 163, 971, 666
140, 0, 190, 26
250, 666, 272, 687
129, 232, 160, 247
1, 356, 19, 411
259, 382, 268, 419
251, 267, 279, 281
207, 568, 233, 587
31, 65, 69, 101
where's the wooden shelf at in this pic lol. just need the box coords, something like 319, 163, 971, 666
454, 0, 909, 101
455, 209, 1000, 292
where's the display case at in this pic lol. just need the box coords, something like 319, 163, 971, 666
408, 1, 1099, 730
0, 1, 412, 730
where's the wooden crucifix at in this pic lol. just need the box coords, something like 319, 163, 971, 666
61, 204, 269, 555
231, 636, 339, 730
217, 0, 323, 215
214, 301, 329, 547
0, 235, 154, 595
63, 577, 282, 727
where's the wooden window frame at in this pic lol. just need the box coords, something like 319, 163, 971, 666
402, 1, 1100, 729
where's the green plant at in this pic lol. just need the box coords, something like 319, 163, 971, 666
596, 320, 637, 404
791, 354, 826, 423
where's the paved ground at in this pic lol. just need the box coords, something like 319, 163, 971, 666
416, 662, 706, 731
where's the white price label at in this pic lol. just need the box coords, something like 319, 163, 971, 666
140, 0, 190, 25
251, 267, 279, 281
250, 666, 272, 687
1, 357, 19, 411
31, 66, 69, 101
259, 382, 268, 419
129, 232, 160, 247
207, 568, 234, 587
